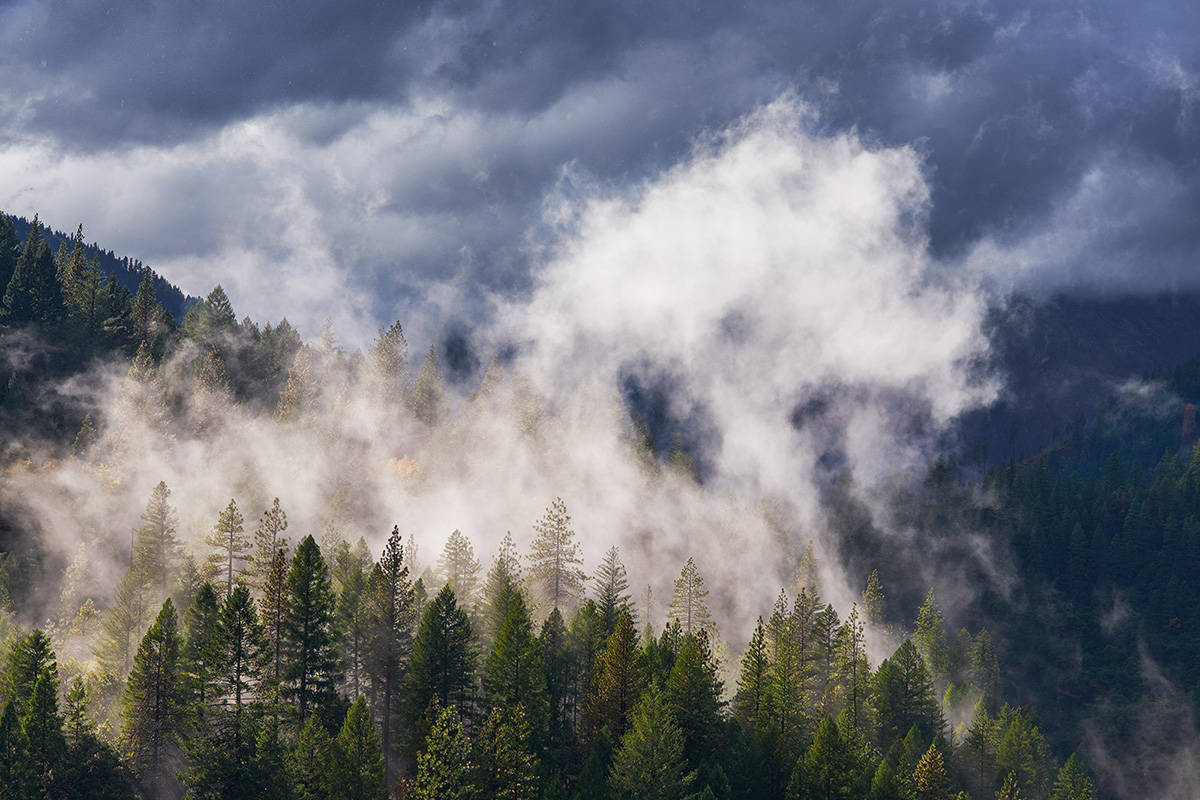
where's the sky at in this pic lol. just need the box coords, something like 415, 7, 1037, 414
1, 0, 1199, 345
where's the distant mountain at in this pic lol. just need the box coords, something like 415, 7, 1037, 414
4, 212, 200, 321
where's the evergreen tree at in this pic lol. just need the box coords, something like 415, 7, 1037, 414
835, 604, 870, 735
130, 270, 158, 349
24, 668, 68, 799
331, 696, 387, 800
216, 585, 265, 758
206, 499, 249, 598
251, 499, 289, 591
483, 589, 547, 740
97, 565, 153, 679
594, 545, 632, 633
609, 687, 695, 800
789, 717, 856, 800
368, 320, 407, 400
407, 344, 447, 426
132, 481, 181, 599
63, 678, 132, 800
475, 704, 540, 800
2, 216, 66, 326
914, 588, 949, 680
364, 525, 413, 785
734, 618, 770, 729
282, 536, 343, 726
121, 598, 185, 795
539, 608, 573, 767
3, 628, 56, 710
333, 539, 373, 699
1050, 754, 1094, 800
412, 704, 475, 800
873, 640, 941, 743
288, 714, 333, 800
585, 611, 645, 741
667, 557, 712, 636
437, 529, 481, 608
259, 547, 291, 690
182, 582, 223, 729
912, 743, 950, 800
482, 532, 522, 650
529, 497, 585, 612
997, 771, 1023, 800
0, 214, 18, 296
0, 698, 32, 799
665, 632, 723, 767
408, 586, 476, 734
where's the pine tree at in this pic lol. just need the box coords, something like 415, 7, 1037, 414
789, 717, 856, 800
130, 270, 157, 349
368, 320, 407, 401
282, 536, 343, 725
251, 498, 289, 591
438, 529, 481, 608
540, 608, 573, 766
23, 668, 68, 798
331, 695, 387, 800
862, 570, 885, 625
665, 632, 724, 767
912, 743, 950, 800
407, 345, 446, 426
609, 687, 695, 800
835, 604, 870, 734
873, 640, 942, 743
334, 538, 373, 699
1050, 754, 1095, 800
914, 588, 949, 680
288, 714, 334, 800
529, 497, 586, 613
0, 214, 18, 296
182, 582, 223, 728
216, 585, 265, 757
734, 618, 770, 729
594, 545, 632, 633
97, 565, 153, 680
2, 216, 66, 326
483, 589, 548, 740
3, 628, 56, 710
364, 525, 413, 785
997, 771, 1022, 800
667, 557, 712, 636
121, 598, 185, 795
474, 704, 540, 800
206, 498, 249, 598
482, 532, 523, 650
0, 698, 32, 798
64, 677, 132, 800
133, 481, 181, 599
412, 704, 474, 800
585, 611, 645, 741
408, 586, 476, 735
260, 547, 291, 690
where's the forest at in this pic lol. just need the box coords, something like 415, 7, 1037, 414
1, 211, 1187, 800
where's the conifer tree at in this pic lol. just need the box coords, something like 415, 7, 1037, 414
0, 214, 18, 295
482, 532, 522, 649
408, 344, 446, 426
665, 632, 724, 767
282, 536, 343, 725
438, 529, 481, 608
97, 565, 153, 679
811, 603, 842, 713
484, 589, 548, 740
539, 608, 573, 763
789, 717, 857, 800
836, 604, 870, 734
0, 698, 32, 798
873, 640, 941, 743
288, 714, 334, 800
594, 545, 632, 633
332, 695, 387, 800
122, 598, 185, 796
133, 481, 181, 599
474, 704, 540, 800
251, 498, 289, 591
364, 525, 413, 784
368, 320, 407, 400
915, 588, 949, 680
130, 270, 157, 349
182, 582, 223, 727
997, 771, 1023, 800
408, 586, 476, 733
1050, 754, 1095, 800
529, 497, 585, 612
2, 628, 56, 710
667, 557, 712, 636
216, 585, 264, 756
2, 216, 66, 326
24, 668, 68, 798
260, 547, 291, 689
734, 618, 770, 729
207, 498, 249, 598
412, 704, 474, 800
585, 611, 645, 741
64, 677, 132, 799
334, 538, 373, 699
912, 743, 950, 800
609, 687, 694, 800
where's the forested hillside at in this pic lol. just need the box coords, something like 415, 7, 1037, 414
1, 213, 1188, 800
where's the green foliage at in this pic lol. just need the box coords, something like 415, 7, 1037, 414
665, 632, 724, 767
121, 599, 185, 792
206, 498, 248, 598
593, 545, 633, 634
407, 585, 476, 736
364, 525, 413, 785
283, 536, 343, 725
609, 686, 694, 800
788, 717, 857, 800
667, 557, 712, 636
437, 529, 481, 608
585, 611, 645, 741
474, 704, 540, 800
331, 696, 387, 800
1050, 754, 1095, 800
484, 588, 548, 740
529, 497, 585, 612
412, 705, 474, 800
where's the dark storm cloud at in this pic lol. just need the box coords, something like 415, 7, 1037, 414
1, 0, 1199, 329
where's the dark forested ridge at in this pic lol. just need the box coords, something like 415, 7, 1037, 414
2, 216, 1196, 799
